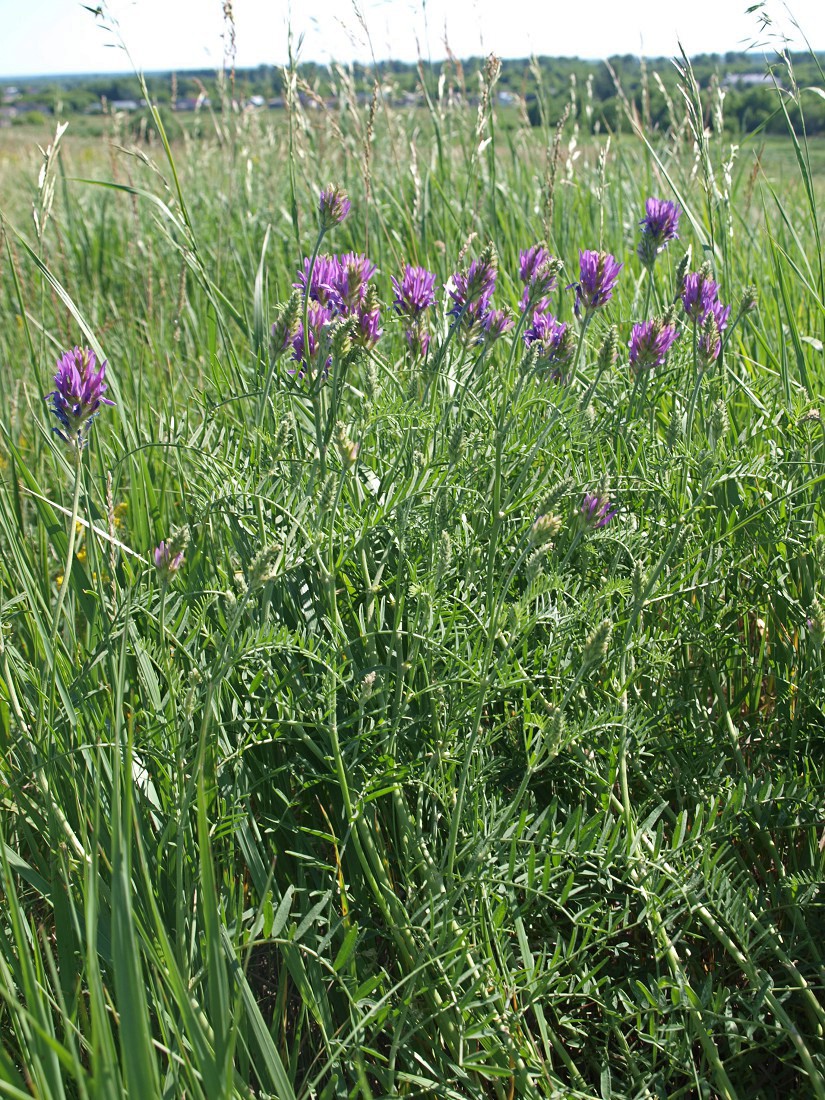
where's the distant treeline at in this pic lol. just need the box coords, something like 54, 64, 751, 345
5, 50, 825, 135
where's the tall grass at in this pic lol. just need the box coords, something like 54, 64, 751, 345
0, 45, 824, 1098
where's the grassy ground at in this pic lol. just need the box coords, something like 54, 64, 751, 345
0, 54, 824, 1099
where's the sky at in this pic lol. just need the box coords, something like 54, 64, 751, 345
0, 0, 823, 79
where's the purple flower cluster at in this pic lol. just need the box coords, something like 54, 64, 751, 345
483, 309, 515, 343
580, 492, 617, 529
392, 264, 437, 358
629, 319, 680, 372
524, 311, 575, 380
449, 255, 497, 311
294, 253, 377, 313
392, 265, 437, 315
292, 300, 334, 371
448, 249, 500, 342
638, 198, 680, 267
681, 270, 731, 361
46, 346, 114, 447
574, 250, 623, 317
519, 244, 558, 314
154, 540, 185, 577
291, 251, 382, 371
318, 185, 351, 231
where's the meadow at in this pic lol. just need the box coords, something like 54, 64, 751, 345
0, 50, 824, 1098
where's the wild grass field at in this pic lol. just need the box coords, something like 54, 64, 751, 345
0, 47, 824, 1099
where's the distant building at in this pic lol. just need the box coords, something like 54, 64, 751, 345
111, 99, 139, 111
722, 72, 781, 89
174, 96, 210, 111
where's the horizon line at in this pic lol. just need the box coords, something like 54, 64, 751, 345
2, 44, 820, 84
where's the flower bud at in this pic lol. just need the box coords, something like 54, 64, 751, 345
583, 619, 612, 667
335, 422, 359, 469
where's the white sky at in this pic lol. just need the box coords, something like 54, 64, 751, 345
0, 0, 823, 78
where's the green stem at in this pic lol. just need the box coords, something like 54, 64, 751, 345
301, 227, 327, 478
41, 451, 84, 748
641, 267, 653, 319
567, 308, 592, 390
50, 453, 84, 656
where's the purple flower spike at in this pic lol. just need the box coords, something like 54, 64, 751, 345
629, 319, 680, 372
46, 346, 114, 448
681, 271, 722, 321
455, 300, 491, 344
336, 252, 377, 311
574, 250, 623, 317
355, 302, 382, 349
154, 541, 185, 576
483, 308, 514, 344
318, 185, 351, 230
449, 253, 498, 316
681, 270, 731, 354
519, 244, 558, 312
638, 198, 680, 266
404, 327, 429, 358
519, 245, 551, 284
707, 297, 731, 333
294, 253, 378, 319
682, 271, 718, 321
580, 491, 617, 529
698, 328, 721, 363
392, 264, 437, 317
294, 254, 342, 307
405, 327, 430, 358
524, 312, 575, 372
291, 301, 333, 374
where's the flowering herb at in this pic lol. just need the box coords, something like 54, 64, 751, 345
681, 270, 730, 365
629, 319, 680, 372
405, 327, 430, 358
482, 308, 514, 345
681, 270, 729, 328
336, 252, 377, 310
519, 245, 551, 285
697, 312, 722, 365
637, 198, 680, 267
154, 541, 185, 577
392, 265, 437, 317
354, 286, 383, 349
707, 297, 731, 333
739, 285, 758, 315
529, 512, 562, 546
392, 264, 437, 359
519, 244, 559, 312
448, 249, 498, 319
290, 245, 381, 372
318, 185, 351, 230
46, 346, 114, 448
457, 300, 494, 344
574, 250, 623, 316
524, 312, 575, 375
291, 301, 333, 373
294, 254, 346, 308
580, 491, 617, 529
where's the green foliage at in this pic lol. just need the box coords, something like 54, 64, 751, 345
0, 45, 824, 1099
10, 47, 825, 135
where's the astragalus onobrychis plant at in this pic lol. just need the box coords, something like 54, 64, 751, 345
0, 43, 824, 1100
